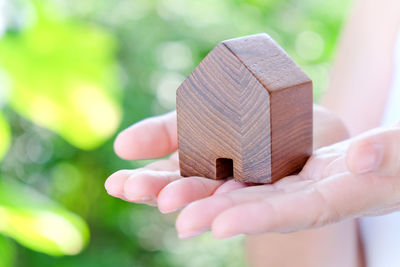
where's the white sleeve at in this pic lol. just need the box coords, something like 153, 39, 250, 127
381, 26, 400, 126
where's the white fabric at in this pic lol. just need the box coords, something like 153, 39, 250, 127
382, 29, 400, 127
359, 28, 400, 267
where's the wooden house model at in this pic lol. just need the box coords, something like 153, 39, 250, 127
176, 33, 312, 183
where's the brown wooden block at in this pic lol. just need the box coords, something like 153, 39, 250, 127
176, 33, 313, 184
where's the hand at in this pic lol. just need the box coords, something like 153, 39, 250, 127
105, 110, 248, 210
105, 105, 356, 238
175, 122, 400, 238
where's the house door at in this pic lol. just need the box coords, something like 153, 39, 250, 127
215, 158, 234, 179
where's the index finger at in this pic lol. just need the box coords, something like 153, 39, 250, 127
114, 111, 177, 160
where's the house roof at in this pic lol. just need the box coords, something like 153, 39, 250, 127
221, 33, 311, 92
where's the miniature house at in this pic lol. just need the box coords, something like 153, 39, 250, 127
176, 33, 312, 184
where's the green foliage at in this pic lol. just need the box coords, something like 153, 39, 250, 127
0, 0, 121, 150
0, 236, 16, 267
0, 113, 11, 161
0, 178, 89, 256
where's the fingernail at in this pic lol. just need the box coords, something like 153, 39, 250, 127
353, 143, 383, 174
159, 206, 182, 214
105, 188, 121, 198
123, 194, 157, 205
139, 196, 157, 206
105, 183, 118, 196
212, 231, 239, 239
178, 228, 209, 239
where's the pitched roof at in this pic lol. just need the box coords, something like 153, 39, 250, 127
221, 33, 311, 92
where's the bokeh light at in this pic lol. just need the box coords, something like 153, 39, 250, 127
296, 30, 325, 61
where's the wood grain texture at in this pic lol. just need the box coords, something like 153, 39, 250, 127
177, 33, 312, 184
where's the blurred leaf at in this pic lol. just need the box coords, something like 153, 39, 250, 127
0, 112, 11, 161
0, 236, 16, 267
0, 178, 90, 256
0, 1, 121, 150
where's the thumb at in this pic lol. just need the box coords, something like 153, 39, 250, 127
346, 123, 400, 176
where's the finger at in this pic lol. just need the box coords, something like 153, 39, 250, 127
114, 111, 177, 160
105, 169, 139, 198
176, 195, 234, 239
213, 179, 247, 194
157, 177, 224, 214
322, 156, 348, 178
211, 188, 332, 238
123, 170, 181, 202
346, 126, 400, 175
158, 178, 248, 214
176, 185, 277, 238
316, 171, 400, 219
169, 152, 179, 165
105, 156, 179, 197
213, 170, 400, 238
313, 105, 349, 149
145, 158, 179, 171
105, 169, 156, 205
300, 140, 350, 180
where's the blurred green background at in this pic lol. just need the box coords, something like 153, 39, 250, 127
0, 0, 351, 266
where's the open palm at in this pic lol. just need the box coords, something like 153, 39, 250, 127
105, 107, 398, 239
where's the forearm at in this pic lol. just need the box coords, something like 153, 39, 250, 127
245, 220, 360, 267
321, 0, 400, 136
